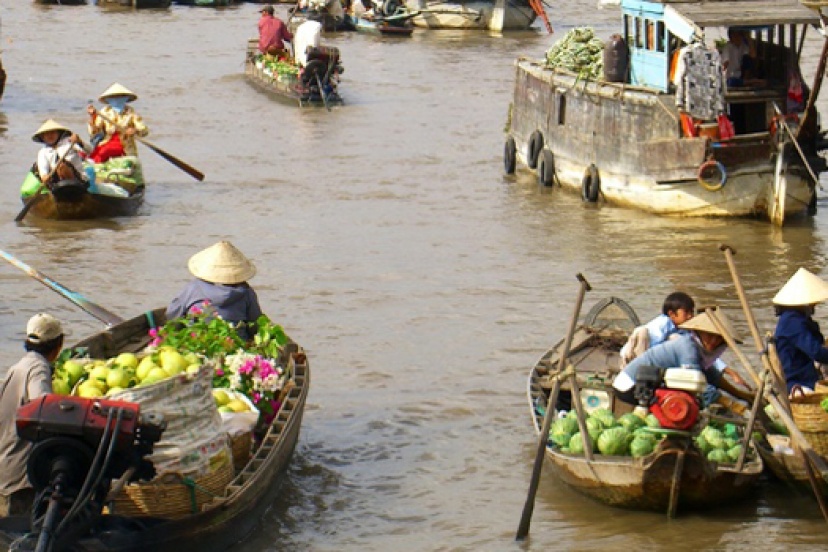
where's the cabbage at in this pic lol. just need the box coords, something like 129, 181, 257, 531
619, 413, 645, 432
694, 434, 713, 455
585, 417, 604, 442
597, 426, 631, 456
724, 437, 739, 450
727, 444, 744, 462
701, 427, 725, 449
645, 414, 662, 428
590, 408, 616, 429
569, 431, 594, 455
630, 434, 657, 458
549, 417, 579, 447
707, 448, 730, 463
723, 423, 739, 439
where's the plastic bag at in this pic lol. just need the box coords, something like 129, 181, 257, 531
717, 114, 735, 140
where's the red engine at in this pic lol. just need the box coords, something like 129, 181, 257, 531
649, 388, 699, 430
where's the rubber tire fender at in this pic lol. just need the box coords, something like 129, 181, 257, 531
504, 137, 516, 175
527, 131, 543, 169
581, 164, 600, 202
697, 160, 726, 192
538, 149, 556, 187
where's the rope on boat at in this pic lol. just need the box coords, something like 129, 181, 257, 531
179, 475, 222, 513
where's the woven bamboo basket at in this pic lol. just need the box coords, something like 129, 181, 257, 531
110, 448, 233, 519
230, 431, 252, 471
815, 379, 828, 394
790, 392, 828, 456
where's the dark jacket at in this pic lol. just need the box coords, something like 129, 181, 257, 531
166, 279, 263, 340
774, 309, 828, 392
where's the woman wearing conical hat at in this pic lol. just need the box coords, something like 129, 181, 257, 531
166, 241, 263, 341
773, 268, 828, 394
86, 83, 148, 164
30, 119, 89, 189
613, 307, 749, 408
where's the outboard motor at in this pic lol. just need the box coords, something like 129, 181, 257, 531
632, 366, 703, 430
11, 395, 165, 552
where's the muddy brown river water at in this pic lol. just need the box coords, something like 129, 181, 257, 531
2, 1, 828, 550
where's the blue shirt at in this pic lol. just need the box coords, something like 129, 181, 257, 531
774, 310, 828, 392
645, 314, 727, 372
166, 279, 263, 340
620, 333, 723, 387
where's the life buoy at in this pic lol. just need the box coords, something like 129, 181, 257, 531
538, 149, 556, 187
581, 164, 600, 202
504, 137, 516, 175
527, 131, 543, 169
697, 160, 727, 192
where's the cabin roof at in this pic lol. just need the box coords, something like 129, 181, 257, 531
660, 0, 819, 27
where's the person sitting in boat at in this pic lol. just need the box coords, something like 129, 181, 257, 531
612, 309, 750, 409
86, 83, 148, 164
722, 29, 756, 88
0, 314, 64, 518
620, 291, 695, 367
294, 19, 323, 67
258, 4, 293, 58
772, 268, 828, 395
167, 241, 263, 341
32, 119, 90, 188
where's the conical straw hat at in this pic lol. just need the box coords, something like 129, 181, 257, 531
32, 119, 70, 143
188, 241, 256, 285
99, 82, 138, 103
679, 308, 743, 343
772, 268, 828, 306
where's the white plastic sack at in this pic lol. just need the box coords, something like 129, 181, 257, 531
217, 389, 260, 437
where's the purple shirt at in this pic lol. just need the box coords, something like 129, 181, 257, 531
258, 15, 293, 52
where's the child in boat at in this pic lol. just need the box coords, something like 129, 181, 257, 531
166, 241, 264, 341
31, 119, 89, 188
87, 83, 148, 164
772, 268, 828, 395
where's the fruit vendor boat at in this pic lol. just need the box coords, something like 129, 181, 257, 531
19, 156, 146, 221
244, 39, 344, 107
0, 308, 310, 552
504, 0, 828, 225
526, 297, 763, 516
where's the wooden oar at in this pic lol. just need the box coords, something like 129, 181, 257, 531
94, 111, 204, 182
14, 142, 76, 223
516, 272, 591, 541
0, 249, 124, 327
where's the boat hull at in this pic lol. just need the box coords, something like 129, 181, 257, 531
0, 309, 310, 552
97, 0, 172, 8
408, 0, 536, 30
506, 58, 818, 223
22, 186, 144, 220
346, 14, 415, 35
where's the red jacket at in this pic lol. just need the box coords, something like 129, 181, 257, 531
258, 14, 293, 52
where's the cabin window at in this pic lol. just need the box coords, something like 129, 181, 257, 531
558, 95, 566, 125
656, 21, 665, 52
646, 20, 654, 50
624, 15, 633, 46
635, 17, 643, 49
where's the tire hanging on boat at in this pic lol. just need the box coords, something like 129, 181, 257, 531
527, 131, 543, 169
697, 160, 727, 192
504, 137, 516, 175
538, 149, 556, 187
581, 164, 600, 202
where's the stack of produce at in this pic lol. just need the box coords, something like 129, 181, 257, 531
545, 27, 605, 79
693, 423, 746, 463
254, 53, 300, 82
548, 408, 664, 458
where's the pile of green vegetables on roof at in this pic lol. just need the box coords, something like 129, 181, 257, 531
545, 27, 604, 79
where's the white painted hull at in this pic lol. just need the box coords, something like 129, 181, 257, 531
408, 0, 536, 30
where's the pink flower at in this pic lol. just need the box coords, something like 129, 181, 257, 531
216, 368, 224, 376
149, 328, 159, 338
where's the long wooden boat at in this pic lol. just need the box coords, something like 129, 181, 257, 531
96, 0, 172, 8
0, 308, 310, 552
527, 297, 764, 514
244, 38, 344, 107
505, 0, 828, 225
408, 0, 539, 30
345, 9, 417, 35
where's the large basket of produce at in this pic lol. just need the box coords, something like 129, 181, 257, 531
213, 388, 259, 471
790, 392, 828, 455
110, 442, 234, 519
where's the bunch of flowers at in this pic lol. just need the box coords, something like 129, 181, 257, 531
214, 351, 286, 423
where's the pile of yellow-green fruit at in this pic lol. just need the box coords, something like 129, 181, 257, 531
212, 389, 253, 413
52, 348, 203, 398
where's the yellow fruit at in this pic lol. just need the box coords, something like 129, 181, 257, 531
159, 350, 188, 377
106, 387, 125, 396
144, 367, 168, 383
184, 352, 200, 365
62, 360, 85, 386
212, 389, 231, 406
89, 365, 110, 387
52, 378, 71, 396
218, 405, 235, 414
115, 352, 139, 371
227, 399, 250, 413
78, 381, 104, 398
106, 367, 130, 389
186, 364, 201, 375
136, 356, 157, 381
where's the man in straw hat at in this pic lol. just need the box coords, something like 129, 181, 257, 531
0, 314, 64, 517
86, 83, 148, 164
613, 307, 751, 409
30, 119, 89, 191
167, 241, 263, 341
773, 268, 828, 395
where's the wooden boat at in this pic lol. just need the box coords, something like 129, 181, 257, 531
345, 8, 417, 35
408, 0, 540, 30
0, 308, 310, 552
20, 156, 146, 221
96, 0, 172, 8
173, 0, 235, 5
504, 0, 828, 225
0, 54, 6, 101
244, 38, 344, 107
527, 297, 764, 515
288, 1, 354, 32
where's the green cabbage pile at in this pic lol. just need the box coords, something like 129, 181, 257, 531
548, 407, 663, 458
544, 27, 605, 79
694, 423, 749, 463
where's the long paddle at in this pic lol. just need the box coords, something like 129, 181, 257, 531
0, 249, 124, 327
516, 273, 591, 541
14, 142, 77, 223
93, 110, 204, 182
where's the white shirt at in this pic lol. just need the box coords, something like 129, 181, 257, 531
722, 41, 749, 79
294, 20, 322, 67
36, 136, 86, 182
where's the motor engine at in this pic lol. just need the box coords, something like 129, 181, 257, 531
12, 395, 165, 552
632, 366, 703, 430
